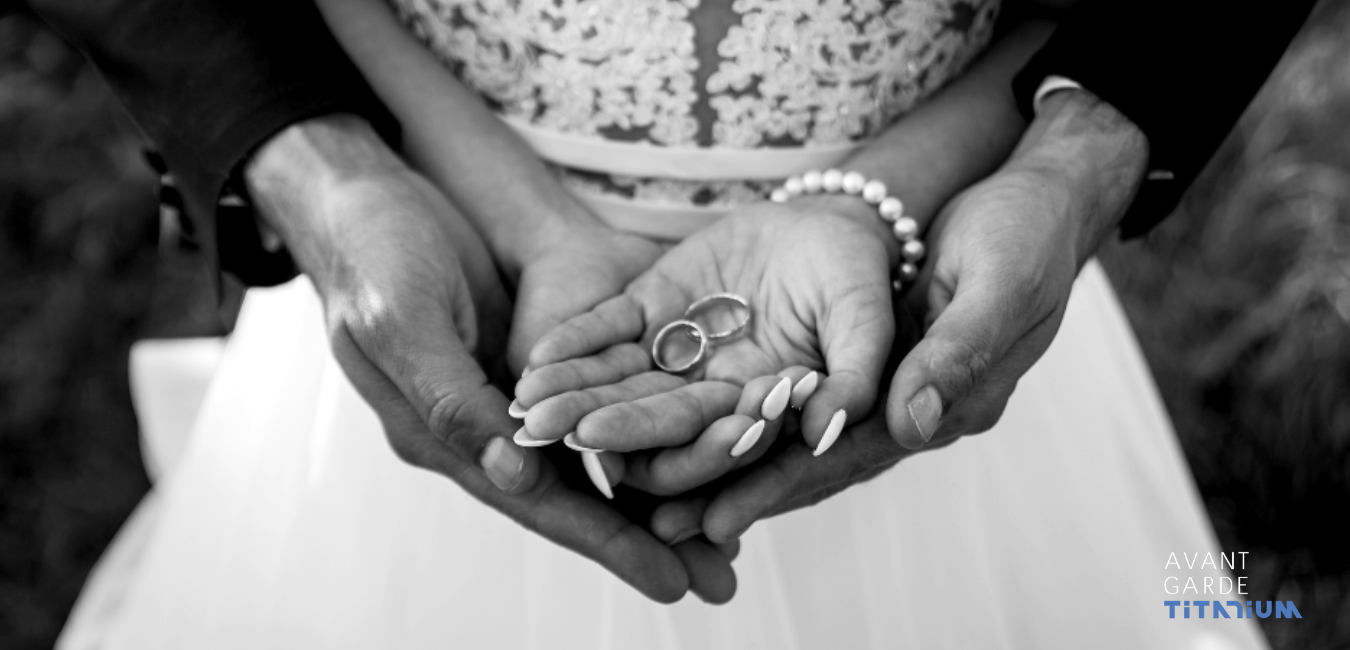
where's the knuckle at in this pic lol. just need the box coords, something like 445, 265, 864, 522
928, 339, 993, 399
426, 385, 483, 451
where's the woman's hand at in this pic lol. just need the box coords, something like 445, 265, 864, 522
506, 220, 666, 376
244, 115, 738, 604
512, 201, 896, 488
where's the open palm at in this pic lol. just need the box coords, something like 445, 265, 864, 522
515, 201, 895, 460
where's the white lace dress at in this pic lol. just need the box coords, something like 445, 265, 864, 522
61, 1, 1271, 648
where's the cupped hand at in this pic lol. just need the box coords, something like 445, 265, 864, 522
513, 200, 895, 474
245, 116, 736, 604
506, 219, 666, 376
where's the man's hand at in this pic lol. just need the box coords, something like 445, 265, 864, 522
242, 114, 734, 603
655, 89, 1150, 543
888, 88, 1149, 448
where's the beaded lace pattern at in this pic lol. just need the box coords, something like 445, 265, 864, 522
390, 0, 998, 207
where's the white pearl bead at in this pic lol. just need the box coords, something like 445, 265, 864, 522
784, 176, 805, 196
899, 263, 919, 282
821, 169, 844, 193
862, 180, 886, 204
878, 197, 904, 222
892, 278, 905, 293
901, 239, 926, 262
841, 171, 866, 194
892, 216, 919, 240
802, 170, 824, 193
770, 188, 790, 203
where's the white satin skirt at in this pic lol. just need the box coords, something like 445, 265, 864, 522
59, 262, 1270, 650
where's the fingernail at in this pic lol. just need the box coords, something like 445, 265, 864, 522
761, 377, 792, 421
563, 432, 603, 453
481, 436, 526, 492
668, 529, 699, 546
580, 452, 613, 500
907, 385, 943, 442
730, 419, 766, 458
513, 426, 555, 448
813, 409, 846, 457
507, 399, 528, 419
790, 371, 819, 409
521, 366, 532, 378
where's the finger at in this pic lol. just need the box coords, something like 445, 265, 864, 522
701, 414, 910, 543
885, 271, 1034, 451
330, 295, 545, 495
527, 294, 645, 369
650, 495, 711, 545
523, 371, 687, 441
776, 366, 820, 410
573, 380, 742, 451
924, 321, 1049, 444
670, 537, 737, 605
713, 539, 741, 561
799, 282, 894, 456
512, 343, 652, 410
332, 329, 694, 603
623, 375, 791, 494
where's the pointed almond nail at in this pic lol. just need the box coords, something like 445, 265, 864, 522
814, 409, 846, 456
512, 427, 555, 448
521, 366, 532, 378
507, 399, 528, 419
580, 452, 613, 499
790, 371, 819, 409
761, 377, 792, 421
907, 385, 943, 443
730, 419, 766, 458
563, 432, 603, 453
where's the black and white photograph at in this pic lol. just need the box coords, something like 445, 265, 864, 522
2, 0, 1348, 648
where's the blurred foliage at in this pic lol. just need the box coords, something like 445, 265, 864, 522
1099, 1, 1350, 647
0, 3, 1348, 650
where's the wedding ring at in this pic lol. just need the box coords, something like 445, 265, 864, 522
683, 292, 752, 343
651, 319, 710, 374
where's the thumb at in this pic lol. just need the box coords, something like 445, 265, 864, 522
885, 271, 1025, 450
329, 284, 539, 494
799, 279, 894, 455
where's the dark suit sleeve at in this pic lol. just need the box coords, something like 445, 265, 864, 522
24, 0, 398, 285
1012, 0, 1318, 238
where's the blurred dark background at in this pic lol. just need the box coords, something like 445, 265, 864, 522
2, 3, 1349, 649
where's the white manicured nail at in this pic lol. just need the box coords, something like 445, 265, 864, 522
563, 433, 603, 453
790, 371, 819, 409
507, 399, 528, 419
814, 409, 846, 456
521, 366, 532, 378
730, 420, 766, 458
581, 452, 613, 500
513, 427, 555, 448
761, 378, 792, 420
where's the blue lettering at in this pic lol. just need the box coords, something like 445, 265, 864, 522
1164, 601, 1181, 618
1256, 601, 1273, 618
1275, 601, 1302, 619
1196, 601, 1208, 618
1228, 601, 1244, 618
1213, 601, 1231, 618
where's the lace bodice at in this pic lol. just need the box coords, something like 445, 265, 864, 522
389, 0, 999, 230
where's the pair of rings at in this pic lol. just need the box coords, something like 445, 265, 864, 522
652, 293, 752, 374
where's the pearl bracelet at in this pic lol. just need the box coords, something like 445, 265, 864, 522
769, 169, 924, 292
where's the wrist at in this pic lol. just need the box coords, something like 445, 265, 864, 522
1004, 88, 1149, 265
791, 193, 906, 266
243, 114, 406, 267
